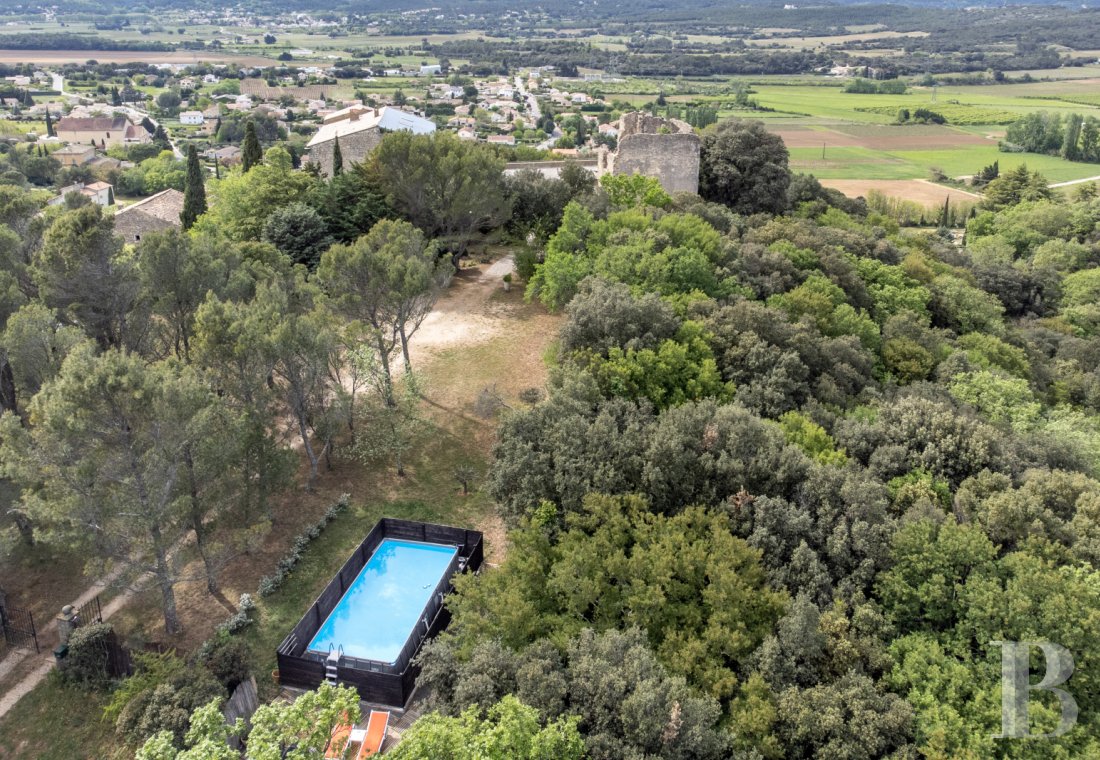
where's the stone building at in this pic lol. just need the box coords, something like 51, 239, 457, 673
305, 105, 436, 177
55, 116, 149, 149
597, 112, 700, 194
113, 189, 185, 244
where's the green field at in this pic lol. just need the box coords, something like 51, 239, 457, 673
573, 75, 1100, 184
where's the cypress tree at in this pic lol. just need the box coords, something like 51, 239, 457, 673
181, 144, 207, 231
241, 120, 262, 172
45, 109, 54, 138
331, 135, 343, 176
214, 158, 221, 180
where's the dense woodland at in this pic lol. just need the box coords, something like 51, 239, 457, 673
5, 111, 1100, 757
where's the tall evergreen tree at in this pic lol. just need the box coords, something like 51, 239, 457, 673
181, 144, 207, 231
331, 135, 343, 177
45, 109, 54, 138
111, 85, 121, 106
241, 120, 262, 172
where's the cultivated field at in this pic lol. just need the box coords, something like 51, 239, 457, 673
819, 179, 981, 205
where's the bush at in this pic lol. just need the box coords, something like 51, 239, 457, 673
198, 633, 253, 692
115, 667, 223, 748
258, 495, 349, 597
216, 592, 256, 635
60, 622, 117, 690
514, 246, 540, 281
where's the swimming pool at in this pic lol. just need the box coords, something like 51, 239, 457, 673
307, 538, 458, 663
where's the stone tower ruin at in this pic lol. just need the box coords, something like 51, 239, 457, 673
598, 112, 701, 195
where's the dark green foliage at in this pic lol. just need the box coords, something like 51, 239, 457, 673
241, 120, 262, 172
60, 622, 117, 690
305, 167, 390, 245
261, 202, 332, 269
180, 144, 206, 231
504, 169, 572, 239
114, 665, 223, 747
439, 491, 785, 695
196, 633, 252, 692
419, 629, 732, 760
331, 135, 343, 176
699, 118, 791, 215
559, 277, 681, 355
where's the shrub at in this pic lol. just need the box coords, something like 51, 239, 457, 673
258, 495, 349, 597
198, 633, 253, 692
115, 667, 223, 748
61, 622, 117, 690
216, 593, 256, 635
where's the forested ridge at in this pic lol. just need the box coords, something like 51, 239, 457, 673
5, 117, 1100, 757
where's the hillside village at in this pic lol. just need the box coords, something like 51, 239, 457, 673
0, 62, 625, 213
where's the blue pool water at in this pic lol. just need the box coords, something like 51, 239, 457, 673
308, 538, 458, 663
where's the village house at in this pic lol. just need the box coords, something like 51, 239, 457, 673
486, 134, 515, 146
113, 189, 185, 244
52, 144, 97, 167
48, 181, 114, 207
448, 116, 477, 129
456, 127, 477, 141
179, 111, 204, 126
203, 145, 242, 164
55, 116, 149, 148
305, 104, 435, 178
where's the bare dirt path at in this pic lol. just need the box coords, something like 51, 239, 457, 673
408, 256, 518, 365
0, 564, 131, 721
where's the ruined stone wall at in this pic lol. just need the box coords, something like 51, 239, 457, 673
306, 128, 382, 177
608, 112, 701, 195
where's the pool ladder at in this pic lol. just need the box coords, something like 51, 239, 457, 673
325, 644, 343, 686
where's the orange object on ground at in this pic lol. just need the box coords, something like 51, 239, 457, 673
325, 722, 354, 759
357, 710, 390, 758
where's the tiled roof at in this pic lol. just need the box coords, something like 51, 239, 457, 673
56, 116, 128, 132
116, 188, 185, 224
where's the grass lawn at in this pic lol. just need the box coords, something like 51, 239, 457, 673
0, 672, 126, 760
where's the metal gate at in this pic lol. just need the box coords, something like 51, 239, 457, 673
74, 595, 102, 627
0, 603, 39, 653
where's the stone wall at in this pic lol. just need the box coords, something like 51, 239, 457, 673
306, 128, 382, 177
607, 112, 701, 195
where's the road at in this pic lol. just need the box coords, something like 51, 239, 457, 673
1049, 174, 1100, 188
515, 74, 562, 150
50, 72, 183, 159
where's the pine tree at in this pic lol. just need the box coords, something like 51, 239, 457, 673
241, 120, 262, 172
331, 134, 343, 177
45, 109, 54, 138
181, 144, 207, 231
